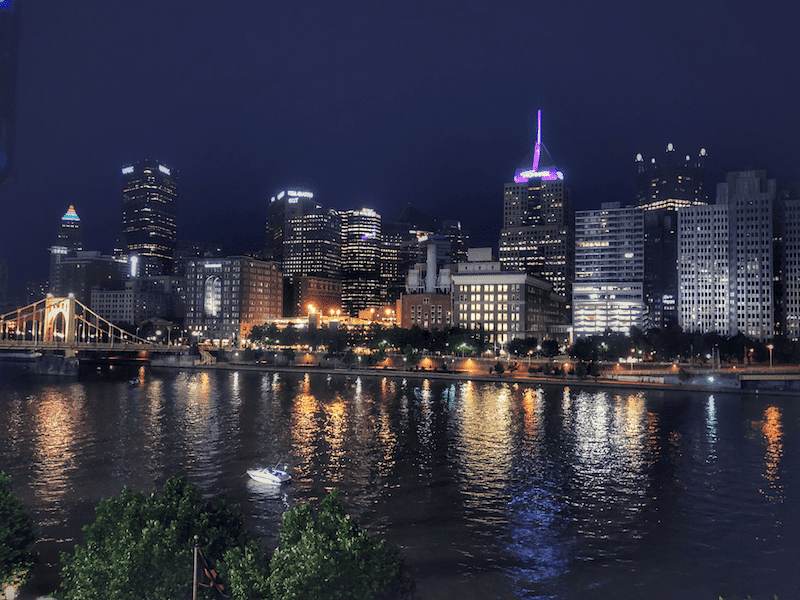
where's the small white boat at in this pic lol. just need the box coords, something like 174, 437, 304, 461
247, 466, 291, 484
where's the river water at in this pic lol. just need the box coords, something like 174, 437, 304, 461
0, 363, 797, 600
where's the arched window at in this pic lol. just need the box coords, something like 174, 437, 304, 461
204, 276, 221, 317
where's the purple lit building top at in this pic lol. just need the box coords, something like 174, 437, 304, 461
514, 110, 564, 183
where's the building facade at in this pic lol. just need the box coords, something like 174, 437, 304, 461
49, 251, 128, 305
397, 293, 453, 330
452, 248, 568, 348
49, 205, 85, 296
185, 257, 282, 345
779, 184, 800, 341
340, 208, 382, 316
678, 170, 776, 341
121, 160, 178, 276
91, 281, 170, 327
291, 275, 342, 318
499, 111, 573, 298
635, 145, 708, 330
573, 204, 645, 337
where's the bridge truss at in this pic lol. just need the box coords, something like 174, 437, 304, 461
0, 296, 148, 348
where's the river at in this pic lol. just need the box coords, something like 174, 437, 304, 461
0, 363, 797, 599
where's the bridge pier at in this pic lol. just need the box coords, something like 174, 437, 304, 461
33, 354, 79, 376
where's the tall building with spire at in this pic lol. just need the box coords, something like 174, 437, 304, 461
57, 205, 83, 250
121, 160, 177, 276
49, 205, 84, 294
499, 111, 573, 301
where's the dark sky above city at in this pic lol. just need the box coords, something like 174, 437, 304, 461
1, 0, 798, 290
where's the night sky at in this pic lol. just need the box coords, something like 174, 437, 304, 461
1, 0, 798, 291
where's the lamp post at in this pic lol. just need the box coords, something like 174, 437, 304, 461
767, 344, 774, 368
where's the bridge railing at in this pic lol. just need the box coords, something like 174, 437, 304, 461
0, 296, 151, 347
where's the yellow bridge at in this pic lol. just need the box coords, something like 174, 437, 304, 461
0, 296, 151, 350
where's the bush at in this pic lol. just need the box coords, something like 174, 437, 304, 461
0, 472, 36, 593
59, 476, 257, 600
269, 490, 415, 600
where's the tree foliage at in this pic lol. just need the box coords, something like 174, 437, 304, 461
0, 472, 37, 591
268, 489, 415, 600
59, 476, 253, 600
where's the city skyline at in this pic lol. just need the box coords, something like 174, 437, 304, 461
0, 1, 798, 290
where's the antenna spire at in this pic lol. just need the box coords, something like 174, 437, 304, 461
532, 109, 542, 172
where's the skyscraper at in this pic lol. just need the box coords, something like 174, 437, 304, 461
635, 145, 708, 330
340, 207, 382, 316
57, 205, 83, 250
49, 205, 85, 296
499, 111, 573, 299
573, 203, 645, 337
266, 189, 342, 316
121, 160, 177, 276
678, 170, 776, 341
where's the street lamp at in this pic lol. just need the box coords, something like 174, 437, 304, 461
767, 344, 774, 368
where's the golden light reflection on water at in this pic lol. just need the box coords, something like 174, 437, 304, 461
521, 387, 544, 440
323, 396, 347, 479
455, 382, 514, 510
291, 392, 320, 467
31, 387, 85, 508
753, 405, 783, 499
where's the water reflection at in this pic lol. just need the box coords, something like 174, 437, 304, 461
1, 367, 797, 600
755, 405, 783, 499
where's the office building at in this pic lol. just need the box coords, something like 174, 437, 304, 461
185, 256, 282, 345
291, 276, 342, 318
635, 144, 708, 330
452, 248, 569, 348
91, 280, 170, 327
49, 251, 128, 305
49, 205, 85, 294
340, 208, 382, 316
678, 170, 776, 341
265, 189, 320, 264
499, 111, 573, 298
283, 208, 341, 280
778, 183, 800, 341
121, 160, 178, 276
573, 204, 645, 337
635, 144, 709, 210
56, 204, 83, 250
439, 220, 471, 265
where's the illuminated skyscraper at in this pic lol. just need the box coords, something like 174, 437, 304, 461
267, 189, 342, 316
57, 205, 83, 251
121, 160, 178, 276
635, 144, 708, 210
340, 207, 382, 316
49, 205, 85, 296
573, 203, 645, 338
0, 0, 20, 187
635, 145, 708, 330
678, 170, 776, 341
499, 111, 573, 300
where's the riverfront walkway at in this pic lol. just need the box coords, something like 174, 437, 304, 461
150, 356, 800, 397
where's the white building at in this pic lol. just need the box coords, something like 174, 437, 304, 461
573, 204, 645, 337
452, 248, 568, 347
678, 170, 776, 341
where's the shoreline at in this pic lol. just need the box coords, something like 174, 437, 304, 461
150, 360, 800, 397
